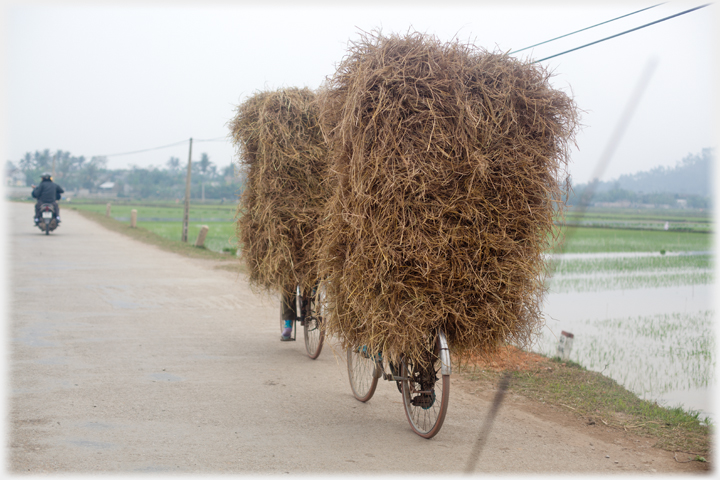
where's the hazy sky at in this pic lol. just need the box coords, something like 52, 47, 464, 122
4, 1, 718, 185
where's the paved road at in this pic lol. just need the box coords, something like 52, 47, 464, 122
8, 202, 682, 474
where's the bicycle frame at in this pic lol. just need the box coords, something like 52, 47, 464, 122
371, 329, 451, 380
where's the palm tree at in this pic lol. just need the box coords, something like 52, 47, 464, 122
198, 153, 212, 201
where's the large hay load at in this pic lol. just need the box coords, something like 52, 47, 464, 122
317, 32, 579, 366
229, 87, 328, 297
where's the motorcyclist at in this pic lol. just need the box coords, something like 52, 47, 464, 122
32, 172, 64, 225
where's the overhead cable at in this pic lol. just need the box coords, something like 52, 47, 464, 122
100, 136, 227, 158
101, 139, 190, 158
510, 3, 664, 54
532, 3, 711, 63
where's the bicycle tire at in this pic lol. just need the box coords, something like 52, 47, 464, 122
303, 292, 324, 359
347, 346, 379, 402
401, 334, 450, 439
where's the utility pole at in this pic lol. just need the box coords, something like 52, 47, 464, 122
181, 138, 193, 242
52, 152, 56, 179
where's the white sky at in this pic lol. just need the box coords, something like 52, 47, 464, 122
3, 1, 718, 185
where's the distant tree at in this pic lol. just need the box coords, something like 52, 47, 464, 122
34, 150, 53, 172
19, 153, 33, 171
77, 156, 108, 189
221, 163, 235, 178
166, 156, 180, 171
198, 153, 212, 176
573, 148, 715, 198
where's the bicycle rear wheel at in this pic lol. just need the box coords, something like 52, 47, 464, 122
347, 346, 379, 402
303, 290, 324, 359
401, 334, 450, 438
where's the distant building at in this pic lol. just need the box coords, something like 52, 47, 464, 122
594, 200, 632, 208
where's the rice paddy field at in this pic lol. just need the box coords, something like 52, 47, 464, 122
68, 201, 239, 253
542, 207, 714, 422
563, 208, 712, 233
68, 200, 715, 421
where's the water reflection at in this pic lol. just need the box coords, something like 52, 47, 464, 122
538, 260, 715, 420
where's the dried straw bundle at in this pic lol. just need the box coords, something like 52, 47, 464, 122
316, 32, 579, 366
229, 87, 328, 296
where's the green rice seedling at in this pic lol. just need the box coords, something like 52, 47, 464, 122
539, 311, 715, 401
549, 270, 712, 293
553, 227, 712, 253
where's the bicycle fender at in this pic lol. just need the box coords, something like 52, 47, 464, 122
438, 329, 451, 376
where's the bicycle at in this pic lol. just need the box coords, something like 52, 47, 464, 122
346, 329, 451, 438
280, 284, 325, 359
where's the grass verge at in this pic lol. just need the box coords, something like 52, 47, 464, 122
71, 207, 244, 273
457, 346, 712, 461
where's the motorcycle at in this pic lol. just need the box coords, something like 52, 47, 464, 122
37, 203, 59, 235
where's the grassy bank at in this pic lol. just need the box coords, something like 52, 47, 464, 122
68, 202, 239, 255
458, 347, 712, 460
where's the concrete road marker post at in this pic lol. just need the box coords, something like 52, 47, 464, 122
195, 225, 209, 247
557, 330, 574, 361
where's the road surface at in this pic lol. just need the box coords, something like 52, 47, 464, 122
8, 202, 694, 473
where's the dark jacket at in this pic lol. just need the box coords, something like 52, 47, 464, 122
32, 179, 64, 203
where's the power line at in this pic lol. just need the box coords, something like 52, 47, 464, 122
510, 3, 664, 55
533, 3, 711, 63
100, 136, 228, 158
101, 139, 190, 158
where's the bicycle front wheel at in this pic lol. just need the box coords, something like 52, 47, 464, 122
303, 318, 323, 359
347, 346, 379, 402
401, 334, 450, 439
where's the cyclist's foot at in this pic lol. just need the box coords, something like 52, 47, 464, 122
56, 217, 61, 223
280, 320, 292, 342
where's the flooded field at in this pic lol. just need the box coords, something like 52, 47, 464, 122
538, 249, 715, 421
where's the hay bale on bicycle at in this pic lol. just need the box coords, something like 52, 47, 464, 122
316, 31, 579, 367
229, 87, 329, 297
